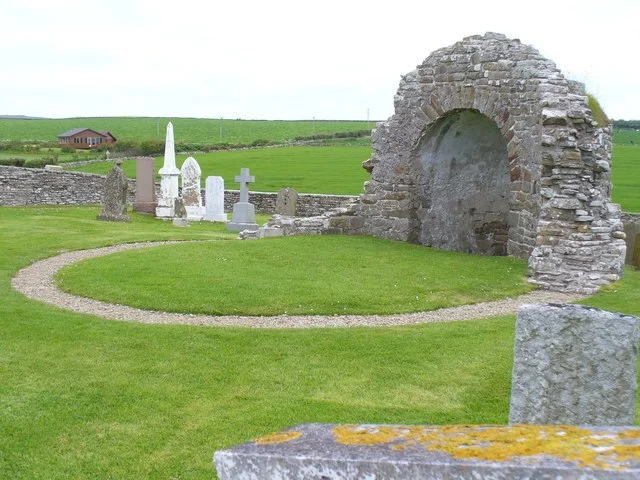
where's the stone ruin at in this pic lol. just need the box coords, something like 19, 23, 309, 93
272, 32, 626, 294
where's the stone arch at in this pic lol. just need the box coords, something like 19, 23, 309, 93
411, 109, 511, 255
343, 32, 626, 294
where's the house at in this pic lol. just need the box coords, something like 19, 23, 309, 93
57, 128, 116, 149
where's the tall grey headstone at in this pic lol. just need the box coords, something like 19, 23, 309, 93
509, 303, 640, 426
133, 156, 157, 214
156, 122, 180, 218
204, 176, 228, 222
227, 168, 259, 232
97, 159, 131, 222
181, 156, 204, 221
275, 187, 298, 216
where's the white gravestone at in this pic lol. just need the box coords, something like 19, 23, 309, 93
155, 122, 180, 218
204, 176, 228, 222
226, 168, 259, 232
181, 157, 204, 221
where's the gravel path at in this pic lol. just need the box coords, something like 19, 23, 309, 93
11, 241, 586, 328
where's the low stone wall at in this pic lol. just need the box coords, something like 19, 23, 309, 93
224, 190, 355, 217
0, 165, 136, 206
0, 166, 355, 217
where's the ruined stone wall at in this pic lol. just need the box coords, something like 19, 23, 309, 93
0, 166, 353, 217
328, 33, 625, 294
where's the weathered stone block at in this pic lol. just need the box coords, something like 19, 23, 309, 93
509, 303, 640, 426
215, 423, 640, 479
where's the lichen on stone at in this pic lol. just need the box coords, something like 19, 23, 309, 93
254, 430, 302, 445
332, 424, 640, 470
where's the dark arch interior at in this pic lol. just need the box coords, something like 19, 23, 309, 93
412, 109, 510, 255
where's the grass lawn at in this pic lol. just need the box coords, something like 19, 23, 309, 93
57, 236, 535, 316
1, 206, 639, 479
66, 146, 372, 195
612, 145, 640, 213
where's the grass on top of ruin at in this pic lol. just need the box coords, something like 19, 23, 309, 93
1, 205, 639, 479
56, 235, 536, 316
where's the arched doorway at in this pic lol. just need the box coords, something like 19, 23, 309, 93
412, 109, 510, 255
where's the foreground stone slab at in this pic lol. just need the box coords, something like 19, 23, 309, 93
214, 423, 640, 479
510, 303, 640, 426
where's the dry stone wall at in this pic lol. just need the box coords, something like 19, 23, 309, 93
0, 166, 353, 217
327, 32, 626, 294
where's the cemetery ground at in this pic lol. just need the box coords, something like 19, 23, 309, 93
1, 205, 639, 479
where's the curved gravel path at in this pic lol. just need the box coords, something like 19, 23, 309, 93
11, 241, 586, 328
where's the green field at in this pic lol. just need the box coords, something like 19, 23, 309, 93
67, 146, 372, 195
613, 129, 640, 145
612, 145, 640, 213
0, 117, 375, 144
1, 205, 639, 479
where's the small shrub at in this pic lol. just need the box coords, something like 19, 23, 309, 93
251, 139, 271, 147
60, 146, 75, 154
0, 157, 26, 167
25, 158, 48, 168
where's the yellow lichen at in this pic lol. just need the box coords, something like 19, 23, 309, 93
332, 424, 640, 470
254, 430, 302, 445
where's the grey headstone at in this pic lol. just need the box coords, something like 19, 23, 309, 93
172, 197, 189, 227
214, 423, 640, 479
275, 187, 298, 216
133, 156, 157, 214
97, 160, 130, 222
509, 303, 640, 426
227, 167, 258, 232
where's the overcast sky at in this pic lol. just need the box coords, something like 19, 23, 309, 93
2, 0, 638, 121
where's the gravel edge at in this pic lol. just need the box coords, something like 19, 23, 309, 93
11, 241, 586, 328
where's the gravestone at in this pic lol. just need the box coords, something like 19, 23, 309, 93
226, 168, 259, 232
156, 122, 180, 218
180, 156, 204, 221
275, 187, 298, 216
215, 423, 640, 479
97, 159, 130, 222
133, 156, 157, 214
203, 176, 228, 222
172, 197, 189, 227
509, 303, 640, 426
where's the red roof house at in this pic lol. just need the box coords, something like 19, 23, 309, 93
57, 128, 116, 149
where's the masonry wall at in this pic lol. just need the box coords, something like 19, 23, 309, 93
0, 166, 354, 217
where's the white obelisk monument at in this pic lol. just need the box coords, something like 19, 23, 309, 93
155, 122, 181, 218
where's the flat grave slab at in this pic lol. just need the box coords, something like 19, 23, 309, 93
214, 423, 640, 479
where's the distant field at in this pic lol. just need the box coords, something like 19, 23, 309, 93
0, 117, 375, 144
613, 129, 640, 145
67, 146, 372, 195
612, 145, 640, 213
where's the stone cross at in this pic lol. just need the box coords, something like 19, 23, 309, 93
226, 167, 258, 232
235, 168, 254, 203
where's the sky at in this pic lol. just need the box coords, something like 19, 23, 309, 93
1, 0, 638, 121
